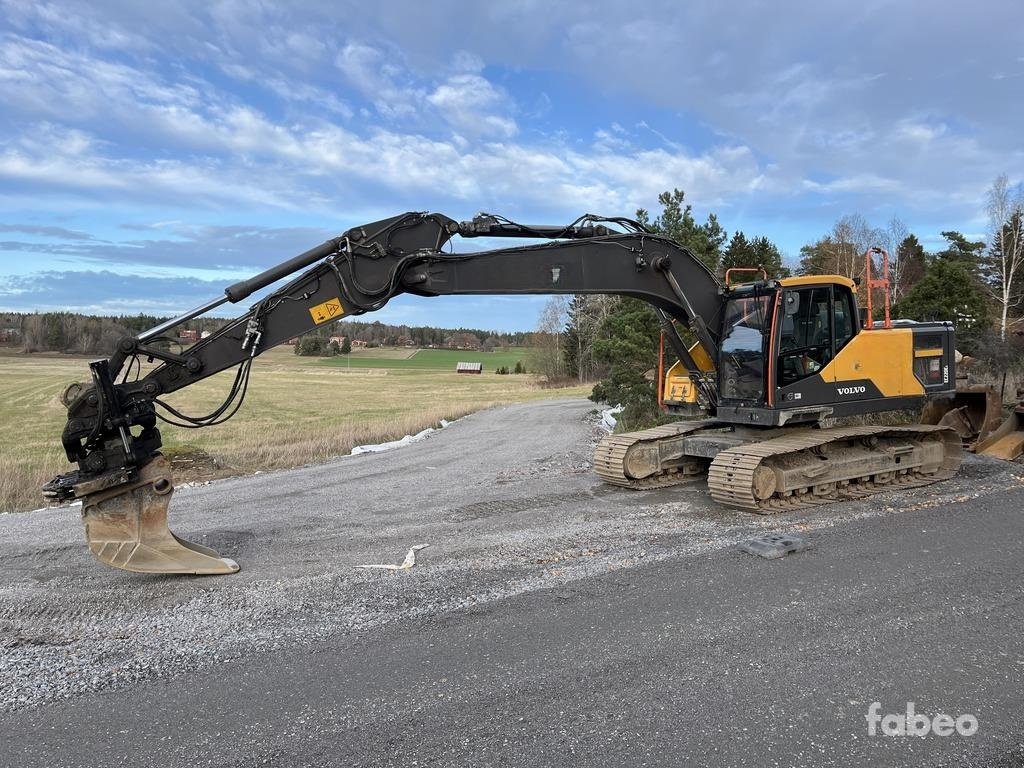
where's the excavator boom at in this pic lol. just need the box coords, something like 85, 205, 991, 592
45, 211, 723, 574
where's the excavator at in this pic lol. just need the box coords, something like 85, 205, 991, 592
43, 211, 963, 575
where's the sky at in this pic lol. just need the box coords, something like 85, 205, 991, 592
1, 0, 1022, 332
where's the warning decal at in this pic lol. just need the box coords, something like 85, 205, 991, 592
309, 297, 344, 324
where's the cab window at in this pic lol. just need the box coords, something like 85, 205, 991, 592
833, 287, 856, 352
778, 286, 832, 387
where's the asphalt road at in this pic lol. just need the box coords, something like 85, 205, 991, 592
2, 398, 1023, 767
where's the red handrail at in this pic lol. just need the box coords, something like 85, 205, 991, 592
863, 247, 892, 330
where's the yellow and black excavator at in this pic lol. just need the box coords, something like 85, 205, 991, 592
44, 211, 963, 575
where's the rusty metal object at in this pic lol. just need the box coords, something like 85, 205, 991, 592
975, 405, 1024, 461
79, 455, 239, 575
921, 385, 1004, 450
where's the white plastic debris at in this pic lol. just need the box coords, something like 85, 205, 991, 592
350, 420, 453, 455
600, 405, 624, 433
355, 544, 430, 571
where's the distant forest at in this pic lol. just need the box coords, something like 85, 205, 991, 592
0, 312, 530, 355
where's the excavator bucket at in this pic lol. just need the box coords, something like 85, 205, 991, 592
79, 455, 239, 575
920, 385, 1004, 450
975, 405, 1024, 461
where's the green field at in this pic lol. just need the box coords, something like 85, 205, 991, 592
0, 346, 587, 513
319, 347, 530, 370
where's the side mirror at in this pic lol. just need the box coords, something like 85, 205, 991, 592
783, 290, 800, 316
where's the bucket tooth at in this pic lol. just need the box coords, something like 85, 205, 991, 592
79, 455, 239, 575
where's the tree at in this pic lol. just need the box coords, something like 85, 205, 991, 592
327, 340, 341, 356
563, 294, 616, 383
589, 298, 664, 430
587, 188, 727, 427
719, 231, 789, 280
295, 336, 326, 356
827, 214, 885, 280
797, 237, 832, 276
983, 174, 1024, 340
936, 230, 985, 270
885, 217, 911, 304
893, 234, 926, 303
754, 237, 788, 278
894, 260, 990, 344
340, 336, 352, 355
528, 295, 570, 380
720, 231, 754, 277
635, 188, 727, 272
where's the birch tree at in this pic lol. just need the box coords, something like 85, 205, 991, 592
885, 216, 910, 304
985, 174, 1024, 340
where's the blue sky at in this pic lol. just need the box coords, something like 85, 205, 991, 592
1, 0, 1022, 331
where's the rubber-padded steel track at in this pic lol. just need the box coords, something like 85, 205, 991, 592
707, 424, 962, 513
594, 421, 715, 489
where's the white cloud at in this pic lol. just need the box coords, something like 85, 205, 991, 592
427, 73, 517, 138
0, 30, 768, 218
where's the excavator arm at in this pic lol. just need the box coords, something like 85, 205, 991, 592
45, 211, 723, 575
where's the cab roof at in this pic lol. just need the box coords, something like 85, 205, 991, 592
778, 275, 857, 290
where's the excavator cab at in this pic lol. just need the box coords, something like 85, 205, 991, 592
714, 276, 957, 426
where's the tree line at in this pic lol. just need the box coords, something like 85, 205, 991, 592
306, 319, 530, 349
534, 178, 1024, 429
2, 312, 179, 354
1, 310, 531, 356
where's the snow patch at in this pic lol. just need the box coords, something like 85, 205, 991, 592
599, 405, 623, 433
350, 419, 452, 455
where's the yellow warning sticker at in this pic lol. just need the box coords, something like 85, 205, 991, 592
309, 297, 344, 324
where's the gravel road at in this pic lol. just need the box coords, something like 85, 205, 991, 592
1, 397, 1023, 766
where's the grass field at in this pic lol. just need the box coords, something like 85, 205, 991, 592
0, 346, 589, 513
320, 347, 529, 370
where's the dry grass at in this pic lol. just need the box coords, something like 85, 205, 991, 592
0, 346, 589, 513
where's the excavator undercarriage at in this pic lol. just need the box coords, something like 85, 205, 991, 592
594, 422, 962, 511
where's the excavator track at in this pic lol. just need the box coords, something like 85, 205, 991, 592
594, 420, 717, 489
707, 424, 962, 513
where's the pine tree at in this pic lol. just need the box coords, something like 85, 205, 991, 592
893, 234, 926, 301
635, 188, 727, 272
720, 231, 754, 277
721, 233, 788, 279
936, 231, 986, 271
589, 298, 664, 430
797, 237, 833, 276
894, 260, 990, 343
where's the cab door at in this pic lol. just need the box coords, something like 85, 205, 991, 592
774, 284, 859, 401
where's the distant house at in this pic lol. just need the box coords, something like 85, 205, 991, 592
179, 329, 200, 342
456, 362, 483, 374
351, 339, 368, 347
328, 335, 347, 346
